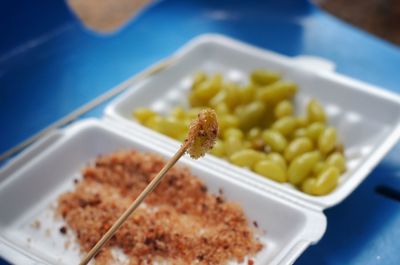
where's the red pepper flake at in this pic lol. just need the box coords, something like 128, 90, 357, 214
216, 196, 224, 204
248, 259, 254, 265
253, 221, 258, 228
59, 226, 67, 235
196, 255, 204, 261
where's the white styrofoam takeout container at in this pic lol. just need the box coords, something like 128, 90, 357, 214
0, 119, 326, 265
0, 34, 400, 265
105, 34, 400, 210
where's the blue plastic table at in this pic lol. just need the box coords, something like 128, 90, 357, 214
1, 0, 400, 264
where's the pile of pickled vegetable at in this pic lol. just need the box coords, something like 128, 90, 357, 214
133, 70, 346, 196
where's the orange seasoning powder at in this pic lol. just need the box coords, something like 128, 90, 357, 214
57, 150, 263, 264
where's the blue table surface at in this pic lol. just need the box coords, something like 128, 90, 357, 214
1, 0, 400, 264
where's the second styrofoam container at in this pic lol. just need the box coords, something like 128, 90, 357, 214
105, 34, 400, 210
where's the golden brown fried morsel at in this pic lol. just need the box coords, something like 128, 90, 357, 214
185, 109, 219, 159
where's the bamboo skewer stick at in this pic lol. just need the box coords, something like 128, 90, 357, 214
79, 109, 218, 265
79, 145, 187, 265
